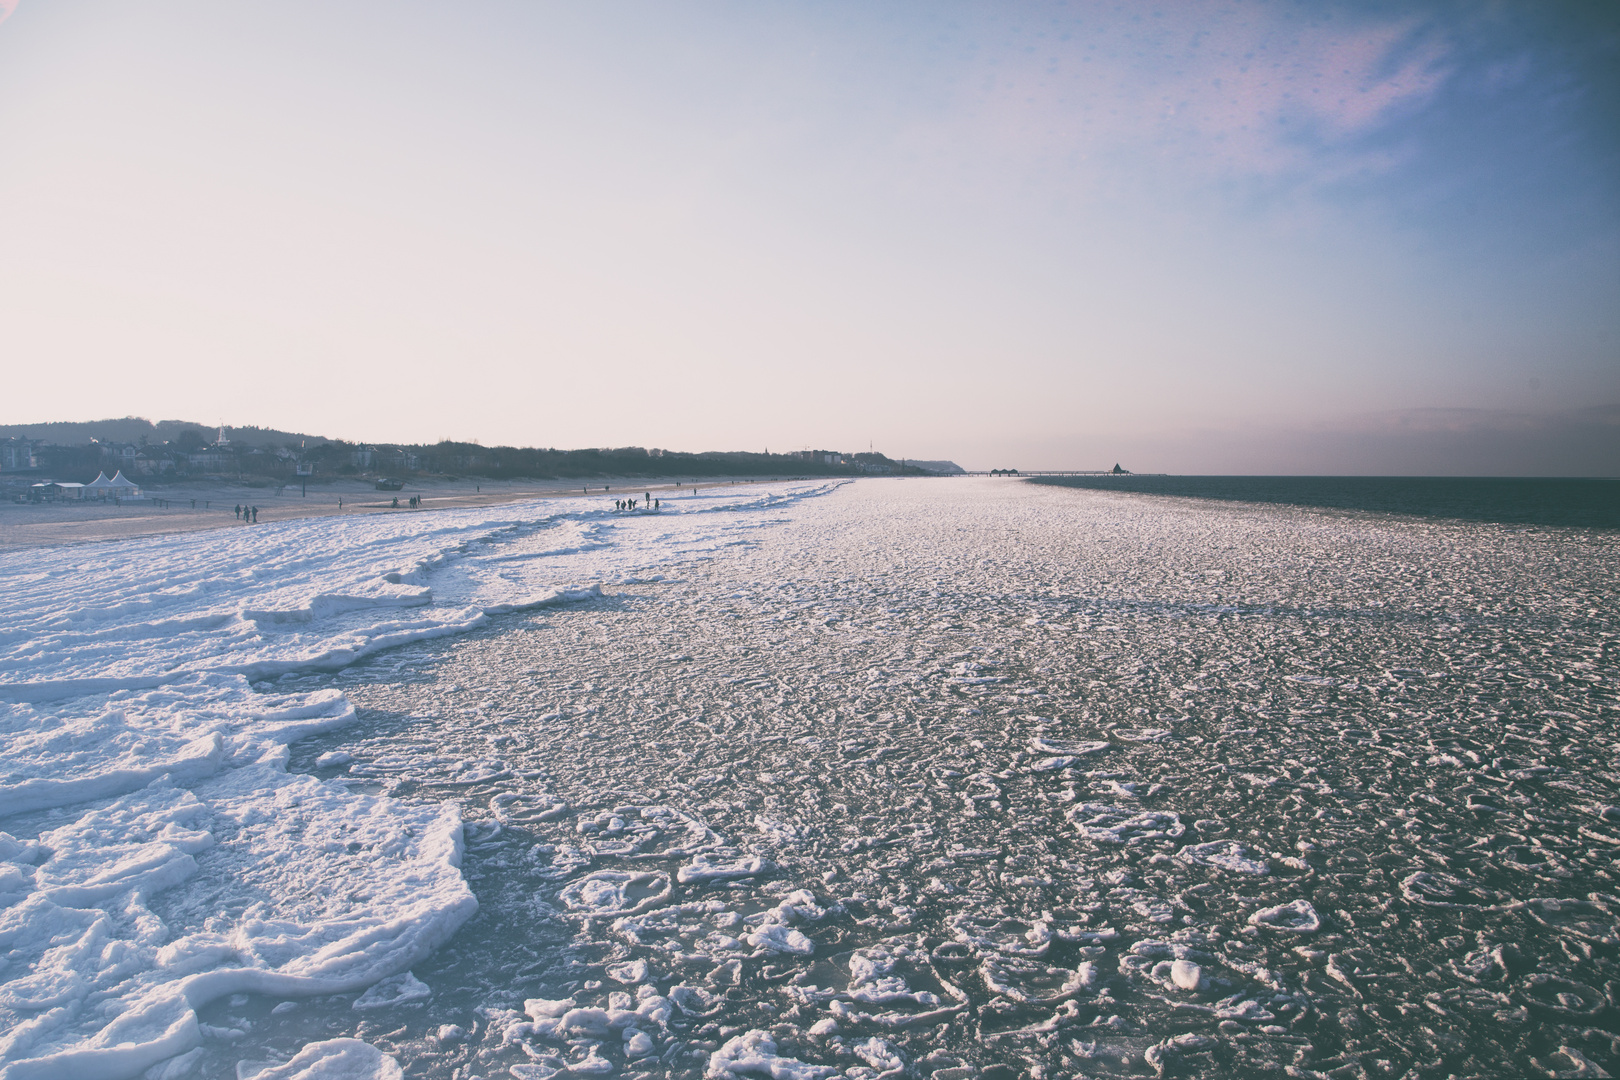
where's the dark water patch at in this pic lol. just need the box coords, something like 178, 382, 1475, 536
1029, 475, 1620, 529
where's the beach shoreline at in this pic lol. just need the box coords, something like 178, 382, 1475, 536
0, 474, 799, 552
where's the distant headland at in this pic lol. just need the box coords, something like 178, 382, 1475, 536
0, 417, 965, 486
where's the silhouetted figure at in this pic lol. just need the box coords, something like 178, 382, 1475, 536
251, 506, 258, 523
654, 499, 659, 510
234, 504, 241, 520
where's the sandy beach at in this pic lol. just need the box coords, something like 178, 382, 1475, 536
0, 474, 787, 551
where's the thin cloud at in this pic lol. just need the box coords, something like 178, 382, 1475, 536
921, 2, 1454, 187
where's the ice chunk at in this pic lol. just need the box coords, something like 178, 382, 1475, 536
745, 924, 814, 955
854, 1037, 906, 1074
1030, 738, 1110, 756
1248, 899, 1321, 933
678, 853, 773, 883
624, 1027, 656, 1057
1524, 897, 1620, 944
1069, 804, 1185, 845
1399, 871, 1516, 910
606, 959, 651, 984
1170, 960, 1203, 990
352, 971, 431, 1010
846, 947, 939, 1007
1176, 840, 1269, 875
706, 1030, 836, 1080
0, 772, 475, 1078
238, 1038, 402, 1079
559, 870, 672, 917
490, 792, 569, 825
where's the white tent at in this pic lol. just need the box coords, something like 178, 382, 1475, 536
107, 471, 141, 497
83, 472, 116, 499
82, 471, 141, 499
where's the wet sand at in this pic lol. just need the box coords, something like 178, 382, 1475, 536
0, 475, 785, 551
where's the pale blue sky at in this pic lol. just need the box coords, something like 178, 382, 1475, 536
1, 1, 1615, 472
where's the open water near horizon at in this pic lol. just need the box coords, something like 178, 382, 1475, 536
1026, 476, 1620, 531
165, 477, 1620, 1080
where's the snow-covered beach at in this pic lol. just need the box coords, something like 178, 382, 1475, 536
0, 476, 779, 552
2, 477, 1617, 1079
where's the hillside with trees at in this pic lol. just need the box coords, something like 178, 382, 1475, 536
0, 418, 952, 485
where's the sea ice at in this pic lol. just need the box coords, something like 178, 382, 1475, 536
1248, 898, 1322, 933
237, 1038, 402, 1080
1175, 840, 1269, 875
8, 475, 1616, 1078
0, 483, 842, 1079
706, 1030, 835, 1080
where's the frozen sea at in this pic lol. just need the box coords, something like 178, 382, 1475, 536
1, 477, 1617, 1080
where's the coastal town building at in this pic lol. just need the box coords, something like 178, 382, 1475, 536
0, 438, 38, 472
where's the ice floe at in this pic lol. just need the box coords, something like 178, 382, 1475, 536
1247, 898, 1322, 933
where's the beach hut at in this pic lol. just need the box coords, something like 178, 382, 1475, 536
35, 482, 84, 500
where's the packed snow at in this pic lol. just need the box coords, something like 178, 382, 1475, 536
0, 483, 837, 1079
2, 476, 1617, 1078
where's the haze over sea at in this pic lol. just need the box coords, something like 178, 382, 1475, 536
1, 476, 1616, 1080
1029, 476, 1620, 530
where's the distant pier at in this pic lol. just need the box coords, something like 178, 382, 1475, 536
962, 470, 1166, 477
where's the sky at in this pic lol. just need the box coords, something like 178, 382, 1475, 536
0, 1, 1616, 474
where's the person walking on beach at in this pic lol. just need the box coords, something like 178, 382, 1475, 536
338, 498, 343, 510
234, 504, 241, 520
251, 506, 258, 523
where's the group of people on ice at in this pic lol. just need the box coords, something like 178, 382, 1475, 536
614, 492, 659, 512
